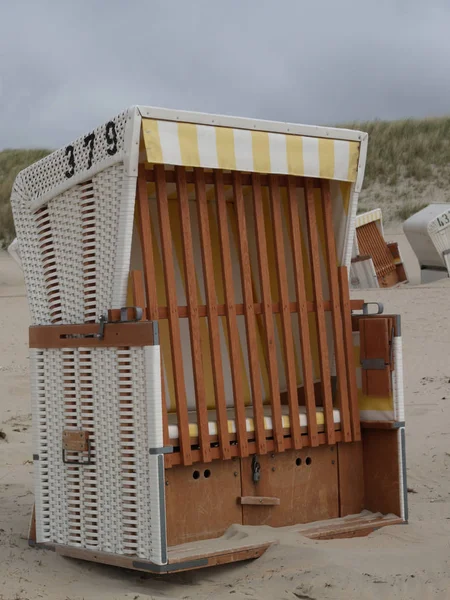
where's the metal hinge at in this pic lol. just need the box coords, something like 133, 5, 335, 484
361, 358, 387, 370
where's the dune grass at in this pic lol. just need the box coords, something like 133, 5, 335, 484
0, 149, 51, 247
1, 116, 450, 243
343, 116, 450, 186
343, 117, 450, 223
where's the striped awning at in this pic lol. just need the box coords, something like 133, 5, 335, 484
142, 118, 360, 183
356, 208, 383, 228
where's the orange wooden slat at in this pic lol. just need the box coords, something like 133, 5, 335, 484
176, 166, 211, 463
359, 318, 392, 398
338, 266, 361, 442
233, 171, 267, 455
304, 178, 335, 445
165, 431, 343, 467
252, 173, 284, 452
130, 270, 145, 317
135, 170, 170, 447
155, 299, 364, 319
321, 180, 352, 443
287, 176, 318, 447
269, 175, 302, 449
194, 167, 231, 460
215, 170, 249, 458
136, 166, 159, 321
155, 164, 192, 465
147, 170, 323, 188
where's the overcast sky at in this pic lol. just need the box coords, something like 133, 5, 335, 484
1, 0, 450, 149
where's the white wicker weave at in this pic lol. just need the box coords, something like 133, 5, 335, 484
392, 336, 405, 423
30, 345, 165, 563
12, 162, 135, 325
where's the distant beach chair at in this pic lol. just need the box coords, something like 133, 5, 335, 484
351, 209, 408, 288
403, 203, 450, 283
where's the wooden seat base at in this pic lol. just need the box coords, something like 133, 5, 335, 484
45, 512, 402, 574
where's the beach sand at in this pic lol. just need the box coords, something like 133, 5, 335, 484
2, 232, 450, 600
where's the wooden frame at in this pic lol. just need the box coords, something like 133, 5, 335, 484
16, 105, 407, 577
134, 166, 362, 466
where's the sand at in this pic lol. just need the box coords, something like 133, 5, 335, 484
2, 234, 450, 600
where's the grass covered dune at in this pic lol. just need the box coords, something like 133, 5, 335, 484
344, 116, 450, 222
0, 149, 50, 246
1, 116, 450, 245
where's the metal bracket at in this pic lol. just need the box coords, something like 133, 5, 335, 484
362, 302, 384, 315
120, 306, 143, 322
361, 358, 387, 370
149, 445, 173, 455
152, 321, 159, 345
109, 306, 144, 324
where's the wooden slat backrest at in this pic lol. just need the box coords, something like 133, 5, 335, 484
338, 266, 361, 441
215, 171, 249, 457
233, 172, 267, 455
154, 164, 192, 465
195, 168, 231, 460
304, 178, 335, 445
269, 175, 302, 449
136, 166, 159, 321
252, 173, 285, 453
286, 176, 319, 447
136, 166, 361, 465
320, 180, 352, 443
176, 167, 211, 463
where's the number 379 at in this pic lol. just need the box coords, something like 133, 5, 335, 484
65, 121, 118, 178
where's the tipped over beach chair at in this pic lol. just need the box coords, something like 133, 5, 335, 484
11, 107, 407, 574
351, 208, 408, 288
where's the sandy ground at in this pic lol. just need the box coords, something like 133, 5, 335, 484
2, 234, 450, 600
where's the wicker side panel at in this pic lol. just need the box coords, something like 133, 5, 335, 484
19, 110, 129, 205
11, 163, 136, 325
11, 181, 50, 324
30, 346, 166, 564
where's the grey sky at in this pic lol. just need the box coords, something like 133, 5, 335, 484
1, 0, 450, 149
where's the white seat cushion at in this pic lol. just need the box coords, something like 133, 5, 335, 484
167, 405, 341, 440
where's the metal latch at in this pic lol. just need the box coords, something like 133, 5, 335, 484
252, 455, 261, 483
62, 429, 93, 465
60, 314, 107, 341
96, 314, 107, 340
361, 358, 387, 370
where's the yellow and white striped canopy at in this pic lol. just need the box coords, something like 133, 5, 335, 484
142, 118, 360, 183
355, 208, 383, 228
